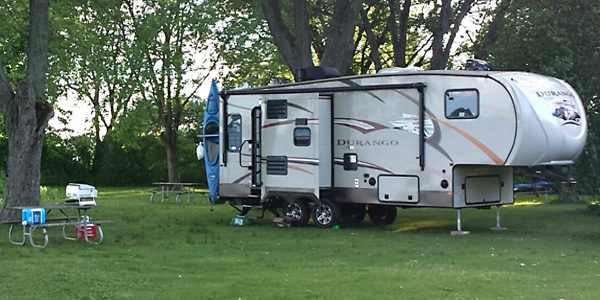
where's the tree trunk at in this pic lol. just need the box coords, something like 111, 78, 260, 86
262, 0, 359, 77
388, 0, 412, 67
162, 129, 179, 183
557, 183, 580, 203
261, 0, 314, 76
430, 0, 449, 70
1, 84, 53, 221
0, 0, 52, 222
320, 0, 360, 74
557, 166, 580, 203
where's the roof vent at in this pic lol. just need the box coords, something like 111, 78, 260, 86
294, 66, 340, 82
378, 66, 424, 74
465, 59, 492, 71
269, 77, 293, 86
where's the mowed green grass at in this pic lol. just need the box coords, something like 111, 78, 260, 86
1, 188, 600, 300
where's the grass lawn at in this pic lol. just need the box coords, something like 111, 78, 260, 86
1, 188, 600, 300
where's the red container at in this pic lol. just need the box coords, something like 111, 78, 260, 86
76, 224, 97, 239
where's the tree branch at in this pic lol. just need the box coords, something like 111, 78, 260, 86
183, 58, 218, 106
262, 0, 313, 73
443, 0, 474, 58
261, 0, 298, 70
360, 8, 382, 72
476, 0, 512, 60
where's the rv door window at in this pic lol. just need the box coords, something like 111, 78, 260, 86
227, 114, 242, 152
445, 89, 479, 119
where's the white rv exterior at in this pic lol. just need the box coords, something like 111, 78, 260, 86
216, 70, 587, 227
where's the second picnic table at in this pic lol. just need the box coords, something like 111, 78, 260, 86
150, 182, 202, 204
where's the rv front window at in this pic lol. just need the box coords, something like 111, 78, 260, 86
445, 89, 479, 119
227, 114, 242, 152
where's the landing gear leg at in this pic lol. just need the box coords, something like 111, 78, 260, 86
490, 205, 507, 231
451, 209, 470, 235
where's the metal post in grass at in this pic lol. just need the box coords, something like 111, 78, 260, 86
451, 209, 470, 235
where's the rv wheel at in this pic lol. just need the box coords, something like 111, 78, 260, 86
367, 205, 397, 225
312, 199, 340, 228
283, 199, 310, 226
340, 203, 366, 224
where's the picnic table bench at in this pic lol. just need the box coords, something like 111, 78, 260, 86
2, 203, 113, 248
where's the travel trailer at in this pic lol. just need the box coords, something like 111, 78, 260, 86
204, 67, 587, 228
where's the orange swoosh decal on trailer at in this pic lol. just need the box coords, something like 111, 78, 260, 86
287, 164, 313, 175
432, 117, 505, 165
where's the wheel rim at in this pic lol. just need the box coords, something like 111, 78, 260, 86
286, 203, 303, 221
315, 204, 333, 225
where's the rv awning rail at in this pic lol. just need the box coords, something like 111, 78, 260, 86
222, 82, 426, 96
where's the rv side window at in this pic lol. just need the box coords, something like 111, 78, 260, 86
227, 114, 242, 152
445, 89, 479, 119
294, 127, 311, 146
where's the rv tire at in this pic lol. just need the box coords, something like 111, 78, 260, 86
312, 199, 340, 228
340, 203, 366, 224
283, 199, 311, 227
367, 205, 397, 225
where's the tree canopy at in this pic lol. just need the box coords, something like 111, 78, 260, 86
1, 0, 600, 211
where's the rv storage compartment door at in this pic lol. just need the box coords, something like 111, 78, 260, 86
464, 175, 501, 205
378, 175, 419, 203
452, 166, 513, 208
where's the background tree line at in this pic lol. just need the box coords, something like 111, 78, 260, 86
0, 0, 599, 216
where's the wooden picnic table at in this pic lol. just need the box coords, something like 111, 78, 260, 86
2, 203, 113, 248
150, 182, 205, 204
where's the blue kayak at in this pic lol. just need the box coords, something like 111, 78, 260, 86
203, 80, 220, 204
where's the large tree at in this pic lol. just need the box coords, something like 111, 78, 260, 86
213, 0, 486, 82
60, 0, 137, 177
125, 0, 213, 182
0, 0, 53, 221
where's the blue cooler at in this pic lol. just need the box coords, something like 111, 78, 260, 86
21, 208, 46, 225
